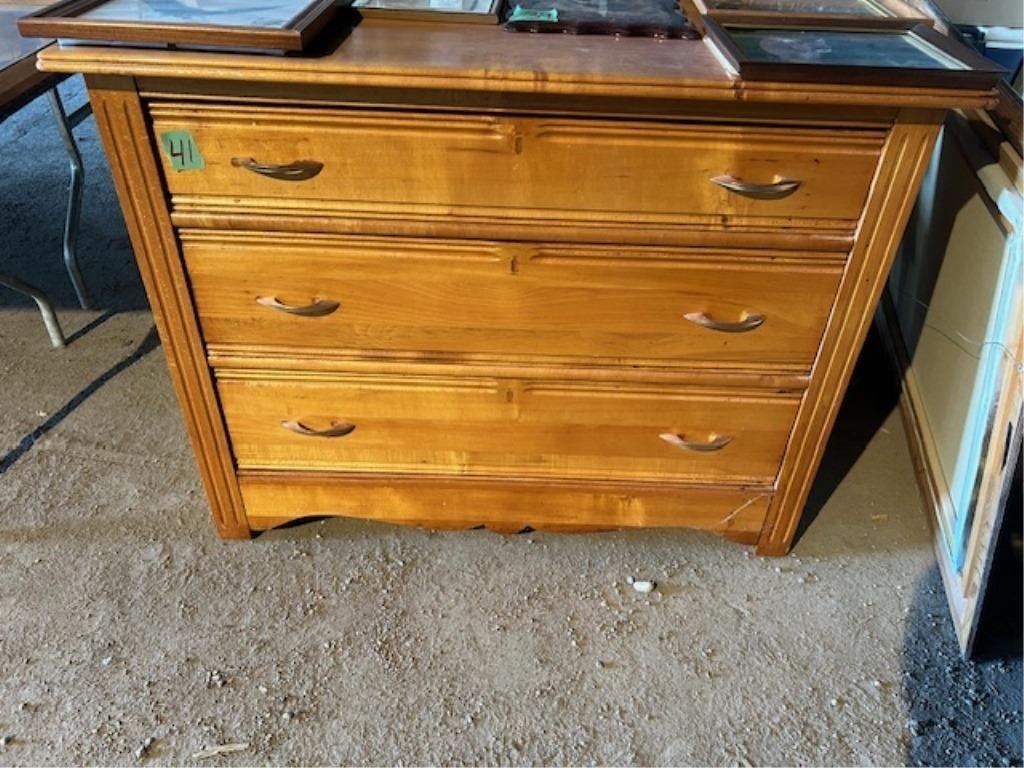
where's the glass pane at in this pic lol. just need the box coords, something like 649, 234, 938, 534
79, 0, 308, 28
0, 7, 50, 70
729, 28, 968, 69
354, 0, 493, 12
705, 0, 891, 15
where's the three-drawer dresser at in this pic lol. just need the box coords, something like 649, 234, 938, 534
36, 20, 996, 554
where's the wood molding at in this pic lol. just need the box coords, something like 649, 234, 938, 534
85, 74, 250, 538
169, 207, 857, 252
756, 109, 943, 555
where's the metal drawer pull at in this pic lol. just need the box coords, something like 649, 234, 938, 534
281, 420, 356, 438
231, 157, 324, 181
659, 433, 732, 452
256, 296, 340, 317
710, 174, 800, 199
684, 311, 765, 333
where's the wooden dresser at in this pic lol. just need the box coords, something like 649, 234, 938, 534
37, 22, 995, 554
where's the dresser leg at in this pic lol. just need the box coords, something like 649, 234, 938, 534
214, 521, 253, 540
756, 110, 944, 556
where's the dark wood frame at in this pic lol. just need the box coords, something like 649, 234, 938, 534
692, 0, 929, 29
17, 0, 338, 52
705, 20, 1006, 88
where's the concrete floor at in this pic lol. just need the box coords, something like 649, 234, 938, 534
0, 79, 1021, 766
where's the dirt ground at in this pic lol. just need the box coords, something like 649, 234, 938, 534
0, 79, 1020, 767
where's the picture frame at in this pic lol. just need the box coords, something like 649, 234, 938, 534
352, 0, 502, 25
691, 0, 930, 29
704, 20, 1006, 88
17, 0, 340, 53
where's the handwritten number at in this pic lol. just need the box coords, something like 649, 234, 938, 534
162, 132, 202, 171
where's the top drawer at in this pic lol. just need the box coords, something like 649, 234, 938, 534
149, 103, 884, 230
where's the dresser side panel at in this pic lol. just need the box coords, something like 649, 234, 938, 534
757, 109, 944, 555
85, 74, 249, 539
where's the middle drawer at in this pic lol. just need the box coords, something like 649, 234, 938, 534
185, 232, 843, 371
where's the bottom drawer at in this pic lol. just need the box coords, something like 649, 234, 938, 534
239, 471, 772, 542
217, 371, 800, 485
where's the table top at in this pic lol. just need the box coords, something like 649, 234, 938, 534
37, 15, 997, 110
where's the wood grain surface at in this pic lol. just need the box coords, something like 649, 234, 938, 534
217, 370, 801, 484
239, 471, 772, 539
756, 109, 943, 555
86, 75, 250, 539
182, 231, 843, 371
39, 20, 990, 552
149, 103, 884, 226
38, 19, 998, 109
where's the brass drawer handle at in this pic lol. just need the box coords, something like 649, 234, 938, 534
710, 175, 800, 199
256, 296, 340, 317
660, 433, 732, 452
281, 420, 356, 438
231, 157, 324, 181
684, 311, 765, 333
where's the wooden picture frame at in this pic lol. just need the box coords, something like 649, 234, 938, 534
17, 0, 339, 53
692, 0, 929, 29
705, 20, 1006, 88
352, 0, 502, 24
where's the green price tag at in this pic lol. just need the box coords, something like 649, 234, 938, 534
507, 4, 558, 22
160, 130, 205, 172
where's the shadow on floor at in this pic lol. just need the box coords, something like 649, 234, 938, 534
902, 564, 1024, 767
794, 325, 902, 545
0, 326, 159, 476
972, 456, 1024, 662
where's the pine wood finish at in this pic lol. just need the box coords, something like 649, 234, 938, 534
36, 21, 997, 553
757, 109, 943, 554
216, 371, 801, 482
84, 75, 249, 539
150, 103, 884, 226
182, 232, 844, 371
239, 473, 773, 540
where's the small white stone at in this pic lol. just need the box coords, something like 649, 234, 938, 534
631, 580, 656, 594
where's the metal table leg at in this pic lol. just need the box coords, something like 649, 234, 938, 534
0, 273, 66, 348
48, 88, 92, 310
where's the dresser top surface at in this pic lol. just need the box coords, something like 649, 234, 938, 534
37, 17, 995, 109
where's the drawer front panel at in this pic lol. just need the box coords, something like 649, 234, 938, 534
185, 233, 843, 370
151, 103, 884, 225
218, 373, 800, 484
